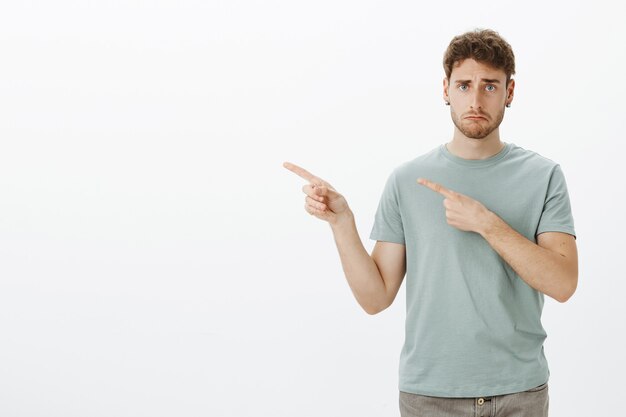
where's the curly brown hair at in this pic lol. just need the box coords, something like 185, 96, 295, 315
443, 28, 515, 85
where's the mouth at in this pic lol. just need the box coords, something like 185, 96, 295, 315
465, 116, 487, 120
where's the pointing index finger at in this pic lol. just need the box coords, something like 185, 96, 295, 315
417, 177, 456, 198
283, 161, 324, 186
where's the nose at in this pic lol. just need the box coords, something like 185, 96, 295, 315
470, 91, 483, 109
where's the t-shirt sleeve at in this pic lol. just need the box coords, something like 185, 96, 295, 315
535, 164, 576, 239
369, 169, 405, 244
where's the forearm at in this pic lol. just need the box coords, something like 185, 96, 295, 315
480, 212, 576, 302
329, 211, 387, 314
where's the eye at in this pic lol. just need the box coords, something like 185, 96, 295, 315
486, 84, 496, 92
458, 84, 468, 91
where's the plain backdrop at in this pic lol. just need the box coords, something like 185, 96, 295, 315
0, 1, 624, 416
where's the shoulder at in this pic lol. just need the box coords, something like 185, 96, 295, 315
389, 145, 441, 179
503, 143, 571, 186
506, 143, 561, 171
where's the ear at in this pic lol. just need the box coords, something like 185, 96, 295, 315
506, 78, 515, 106
443, 77, 449, 103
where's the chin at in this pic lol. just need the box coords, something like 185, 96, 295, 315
462, 130, 488, 139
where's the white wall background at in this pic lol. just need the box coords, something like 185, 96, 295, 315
0, 1, 624, 416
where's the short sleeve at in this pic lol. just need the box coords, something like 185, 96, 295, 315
369, 169, 405, 244
536, 164, 576, 239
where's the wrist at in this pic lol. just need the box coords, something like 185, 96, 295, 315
479, 210, 500, 238
330, 209, 355, 230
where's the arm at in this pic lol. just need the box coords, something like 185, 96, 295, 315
330, 212, 406, 314
417, 177, 579, 303
284, 161, 406, 314
480, 213, 578, 302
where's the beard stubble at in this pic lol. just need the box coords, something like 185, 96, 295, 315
450, 106, 506, 139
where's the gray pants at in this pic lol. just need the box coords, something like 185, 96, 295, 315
399, 382, 549, 417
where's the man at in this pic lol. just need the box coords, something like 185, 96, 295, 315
284, 28, 577, 417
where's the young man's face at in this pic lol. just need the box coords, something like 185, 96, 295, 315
443, 58, 515, 140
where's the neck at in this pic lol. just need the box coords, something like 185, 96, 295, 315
447, 129, 504, 160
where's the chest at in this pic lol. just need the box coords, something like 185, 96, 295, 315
398, 170, 548, 245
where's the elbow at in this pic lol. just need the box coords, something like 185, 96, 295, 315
363, 304, 384, 315
365, 306, 383, 315
555, 274, 578, 303
363, 299, 390, 315
555, 292, 573, 303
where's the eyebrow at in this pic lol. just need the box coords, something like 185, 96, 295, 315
455, 79, 501, 84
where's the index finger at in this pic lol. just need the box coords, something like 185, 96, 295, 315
283, 161, 323, 186
417, 177, 456, 199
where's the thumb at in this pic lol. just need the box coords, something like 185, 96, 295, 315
314, 185, 338, 198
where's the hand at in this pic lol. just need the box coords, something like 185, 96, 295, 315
417, 177, 494, 235
283, 161, 352, 225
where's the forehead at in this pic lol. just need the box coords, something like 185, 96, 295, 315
450, 58, 506, 81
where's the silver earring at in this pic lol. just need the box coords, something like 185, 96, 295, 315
445, 101, 450, 106
506, 103, 511, 108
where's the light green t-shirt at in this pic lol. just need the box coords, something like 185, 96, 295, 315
369, 142, 576, 398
